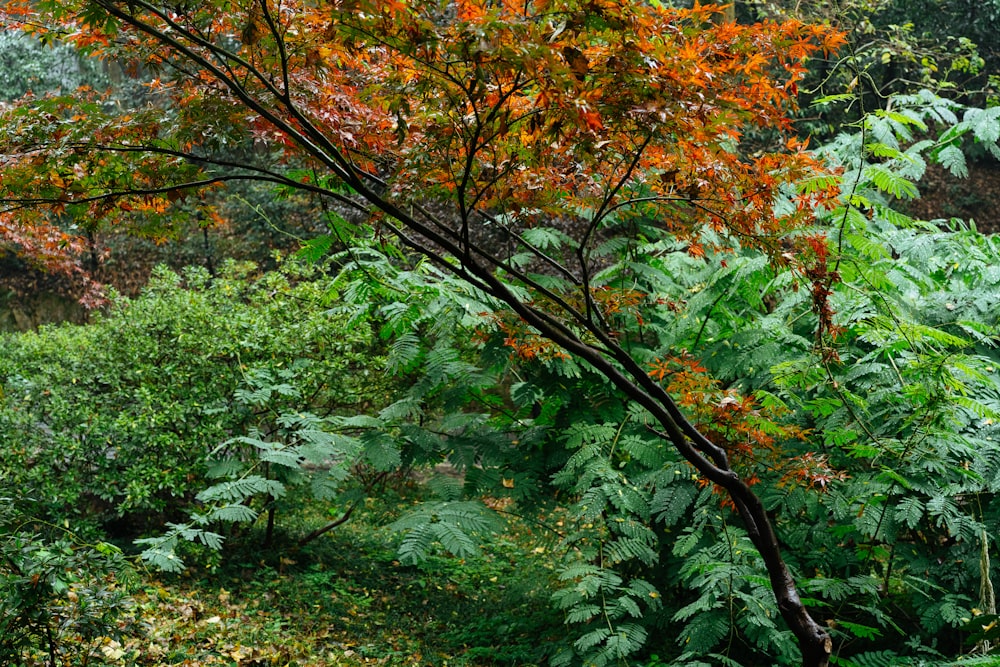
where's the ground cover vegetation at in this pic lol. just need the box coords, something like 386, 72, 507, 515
3, 0, 1000, 665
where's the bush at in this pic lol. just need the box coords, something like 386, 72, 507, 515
0, 260, 391, 537
0, 501, 142, 666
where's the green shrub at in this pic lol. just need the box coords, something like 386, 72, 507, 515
0, 260, 390, 537
0, 501, 142, 666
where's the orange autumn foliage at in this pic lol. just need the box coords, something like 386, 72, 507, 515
1, 0, 843, 273
649, 355, 846, 503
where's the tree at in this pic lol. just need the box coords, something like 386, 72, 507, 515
0, 31, 111, 305
0, 0, 847, 664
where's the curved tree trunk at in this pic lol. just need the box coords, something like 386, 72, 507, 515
359, 194, 834, 667
30, 2, 837, 662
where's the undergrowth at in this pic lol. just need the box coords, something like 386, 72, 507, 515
105, 489, 562, 667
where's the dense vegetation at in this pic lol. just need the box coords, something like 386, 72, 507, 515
2, 0, 1000, 666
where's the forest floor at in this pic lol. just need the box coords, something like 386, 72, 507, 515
82, 491, 568, 667
905, 159, 1000, 233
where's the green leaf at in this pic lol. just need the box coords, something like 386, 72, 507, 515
208, 504, 259, 523
936, 144, 968, 178
294, 234, 337, 263
196, 475, 286, 503
573, 627, 610, 652
965, 106, 1000, 145
864, 165, 919, 200
894, 496, 924, 529
811, 93, 856, 106
361, 431, 402, 470
652, 484, 698, 526
565, 604, 602, 623
521, 226, 572, 250
797, 173, 841, 196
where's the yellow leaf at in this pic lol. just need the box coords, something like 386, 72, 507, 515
100, 640, 125, 661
